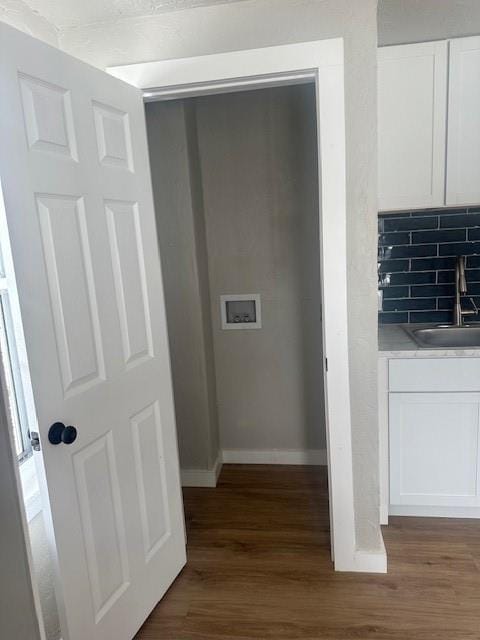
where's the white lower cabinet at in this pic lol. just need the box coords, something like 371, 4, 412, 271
386, 358, 480, 518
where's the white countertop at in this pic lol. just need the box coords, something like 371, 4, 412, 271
378, 324, 480, 357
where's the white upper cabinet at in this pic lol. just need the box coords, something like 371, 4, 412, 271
378, 41, 448, 212
446, 36, 480, 206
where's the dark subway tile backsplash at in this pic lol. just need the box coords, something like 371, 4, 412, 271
383, 298, 436, 312
439, 241, 480, 256
388, 271, 436, 285
409, 311, 453, 324
378, 312, 409, 324
378, 259, 409, 273
382, 286, 409, 299
467, 256, 480, 268
440, 213, 480, 228
383, 215, 438, 232
412, 229, 466, 244
410, 256, 457, 271
378, 206, 480, 325
468, 228, 480, 241
382, 244, 438, 259
410, 284, 455, 298
379, 231, 410, 246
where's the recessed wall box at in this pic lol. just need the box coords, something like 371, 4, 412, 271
220, 294, 262, 330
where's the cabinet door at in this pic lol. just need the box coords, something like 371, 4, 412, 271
389, 393, 480, 510
446, 36, 480, 205
378, 41, 447, 211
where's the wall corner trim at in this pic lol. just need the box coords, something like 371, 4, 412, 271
348, 538, 388, 574
180, 455, 223, 487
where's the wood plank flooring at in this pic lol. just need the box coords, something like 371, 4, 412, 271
135, 464, 480, 639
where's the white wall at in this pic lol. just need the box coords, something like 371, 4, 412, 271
0, 0, 57, 45
58, 0, 380, 552
196, 84, 324, 454
379, 0, 480, 46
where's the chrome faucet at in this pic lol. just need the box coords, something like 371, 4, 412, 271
453, 256, 479, 326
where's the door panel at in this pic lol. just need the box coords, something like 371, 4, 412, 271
93, 101, 134, 171
19, 73, 78, 160
0, 22, 186, 640
37, 194, 106, 394
73, 432, 130, 622
105, 200, 153, 367
131, 402, 170, 563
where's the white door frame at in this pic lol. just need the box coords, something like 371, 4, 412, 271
110, 39, 385, 573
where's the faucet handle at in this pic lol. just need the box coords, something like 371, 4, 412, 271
469, 297, 479, 315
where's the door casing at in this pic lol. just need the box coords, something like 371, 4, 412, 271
109, 38, 386, 573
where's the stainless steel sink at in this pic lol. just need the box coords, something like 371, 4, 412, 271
405, 325, 480, 348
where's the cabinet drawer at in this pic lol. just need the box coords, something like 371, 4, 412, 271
389, 358, 480, 392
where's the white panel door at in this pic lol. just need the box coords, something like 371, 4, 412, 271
446, 36, 480, 205
0, 22, 185, 640
389, 393, 480, 509
378, 41, 447, 211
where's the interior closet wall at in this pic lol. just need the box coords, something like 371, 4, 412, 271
146, 100, 220, 471
195, 84, 324, 453
146, 83, 324, 471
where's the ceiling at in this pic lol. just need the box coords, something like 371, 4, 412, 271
21, 0, 248, 29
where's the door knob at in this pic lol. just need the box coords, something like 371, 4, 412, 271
48, 422, 77, 445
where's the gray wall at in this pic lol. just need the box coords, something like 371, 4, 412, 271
196, 84, 324, 452
146, 83, 323, 465
60, 0, 380, 552
379, 0, 480, 45
146, 99, 220, 470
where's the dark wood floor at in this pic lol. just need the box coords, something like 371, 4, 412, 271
135, 465, 480, 639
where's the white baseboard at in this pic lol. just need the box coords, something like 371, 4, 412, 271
331, 537, 387, 574
380, 504, 389, 526
214, 455, 223, 483
180, 455, 223, 488
221, 448, 327, 465
352, 543, 388, 573
181, 449, 327, 486
390, 504, 480, 519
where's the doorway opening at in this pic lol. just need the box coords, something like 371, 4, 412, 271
144, 80, 328, 545
110, 38, 364, 573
